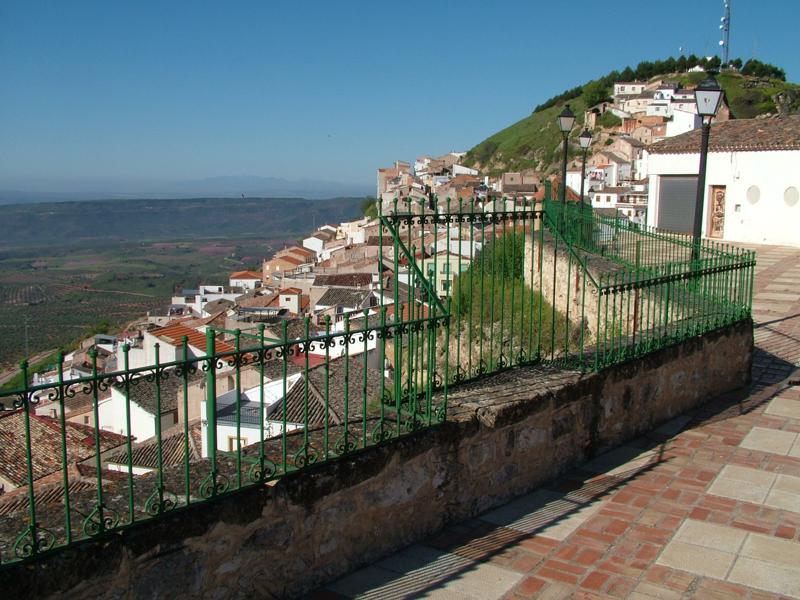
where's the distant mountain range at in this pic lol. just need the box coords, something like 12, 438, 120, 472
0, 175, 372, 205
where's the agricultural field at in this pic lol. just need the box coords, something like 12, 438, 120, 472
0, 237, 283, 366
0, 195, 364, 368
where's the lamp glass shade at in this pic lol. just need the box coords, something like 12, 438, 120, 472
695, 77, 723, 117
579, 129, 592, 149
557, 105, 576, 133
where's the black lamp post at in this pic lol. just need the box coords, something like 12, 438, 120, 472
557, 105, 576, 232
557, 105, 576, 205
578, 129, 592, 209
691, 74, 724, 266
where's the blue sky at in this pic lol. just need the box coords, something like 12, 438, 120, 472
1, 1, 797, 193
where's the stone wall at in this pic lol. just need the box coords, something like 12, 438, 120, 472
1, 319, 753, 600
523, 231, 702, 350
524, 231, 608, 345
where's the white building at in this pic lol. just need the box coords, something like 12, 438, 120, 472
229, 271, 263, 290
613, 82, 646, 98
118, 322, 235, 371
645, 116, 800, 246
338, 217, 370, 245
452, 164, 479, 176
200, 375, 304, 455
171, 285, 245, 317
665, 108, 702, 139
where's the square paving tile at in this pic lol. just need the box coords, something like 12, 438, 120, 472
582, 445, 657, 476
766, 397, 800, 420
739, 427, 798, 455
791, 437, 800, 459
481, 489, 602, 541
656, 519, 800, 598
653, 415, 691, 438
740, 532, 800, 568
329, 544, 523, 600
728, 557, 800, 598
707, 475, 771, 505
716, 464, 776, 488
763, 473, 800, 512
656, 540, 736, 579
674, 519, 747, 551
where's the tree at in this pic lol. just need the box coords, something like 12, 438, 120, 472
620, 66, 635, 81
582, 80, 610, 107
635, 61, 655, 79
730, 58, 743, 70
741, 59, 786, 81
361, 196, 379, 219
676, 55, 688, 71
706, 55, 722, 70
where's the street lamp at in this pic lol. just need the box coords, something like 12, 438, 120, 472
691, 74, 724, 266
578, 129, 592, 208
577, 129, 593, 245
557, 105, 576, 232
557, 105, 576, 204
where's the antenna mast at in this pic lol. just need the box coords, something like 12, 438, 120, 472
719, 1, 731, 66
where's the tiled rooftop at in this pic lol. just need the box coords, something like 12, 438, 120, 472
151, 322, 235, 354
0, 411, 126, 488
648, 115, 800, 154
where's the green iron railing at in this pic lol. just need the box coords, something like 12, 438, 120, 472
543, 195, 736, 269
0, 193, 754, 568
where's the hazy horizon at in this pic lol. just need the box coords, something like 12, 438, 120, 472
0, 174, 373, 204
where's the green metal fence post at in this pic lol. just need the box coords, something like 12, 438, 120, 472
204, 329, 219, 496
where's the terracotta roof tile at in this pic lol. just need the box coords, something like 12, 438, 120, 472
0, 411, 126, 487
313, 273, 373, 288
648, 115, 800, 154
229, 270, 262, 280
152, 323, 235, 354
107, 422, 203, 470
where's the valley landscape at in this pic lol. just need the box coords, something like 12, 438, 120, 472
0, 196, 364, 368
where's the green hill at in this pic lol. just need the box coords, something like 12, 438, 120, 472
464, 57, 799, 176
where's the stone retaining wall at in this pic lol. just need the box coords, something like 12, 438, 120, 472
1, 319, 753, 599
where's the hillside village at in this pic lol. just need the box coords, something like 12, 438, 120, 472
2, 66, 799, 508
379, 75, 737, 227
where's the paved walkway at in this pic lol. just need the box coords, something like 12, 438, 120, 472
312, 244, 800, 600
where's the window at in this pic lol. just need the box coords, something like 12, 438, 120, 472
746, 185, 760, 205
442, 281, 450, 292
50, 409, 57, 418
785, 186, 799, 207
84, 416, 90, 425
227, 437, 248, 452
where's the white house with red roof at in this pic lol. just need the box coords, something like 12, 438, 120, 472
229, 270, 263, 290
646, 116, 800, 246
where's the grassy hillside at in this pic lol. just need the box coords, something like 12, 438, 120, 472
464, 97, 589, 177
465, 64, 799, 176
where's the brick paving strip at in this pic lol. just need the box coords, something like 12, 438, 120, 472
311, 245, 800, 600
